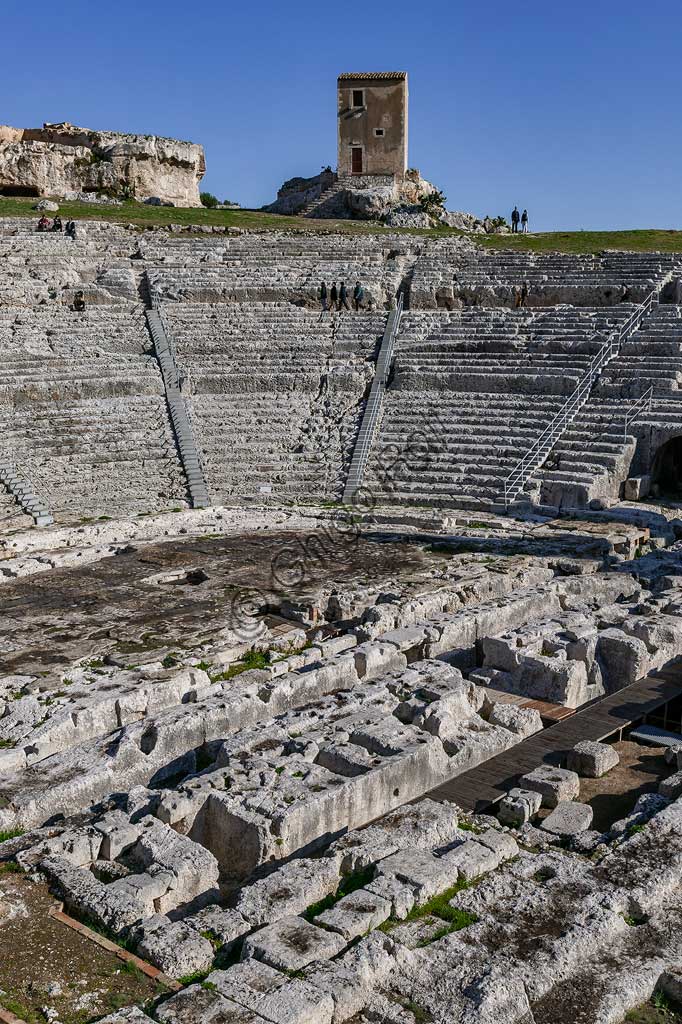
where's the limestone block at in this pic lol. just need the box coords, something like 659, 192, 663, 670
328, 799, 459, 875
209, 961, 334, 1024
498, 788, 542, 827
488, 703, 543, 738
521, 766, 581, 808
41, 856, 145, 934
108, 870, 173, 917
570, 830, 608, 856
188, 905, 249, 950
134, 915, 215, 978
541, 801, 594, 836
352, 641, 407, 680
610, 793, 670, 837
306, 932, 411, 1024
319, 635, 357, 657
315, 888, 392, 940
364, 874, 415, 920
375, 849, 456, 902
623, 475, 651, 501
130, 816, 219, 909
441, 839, 500, 880
93, 811, 143, 860
349, 717, 420, 756
156, 986, 265, 1022
40, 826, 103, 867
475, 828, 519, 862
235, 855, 341, 927
315, 741, 374, 777
659, 770, 682, 800
96, 1009, 154, 1024
379, 625, 437, 657
665, 743, 682, 769
596, 628, 650, 690
567, 740, 620, 778
0, 694, 43, 741
242, 915, 346, 970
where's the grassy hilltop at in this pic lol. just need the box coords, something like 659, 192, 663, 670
2, 196, 682, 254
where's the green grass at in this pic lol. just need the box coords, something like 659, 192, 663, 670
380, 879, 478, 944
119, 959, 145, 983
0, 860, 24, 874
5, 195, 682, 252
303, 866, 376, 922
177, 968, 211, 986
626, 989, 682, 1022
476, 228, 682, 254
0, 995, 42, 1023
0, 828, 24, 843
0, 196, 402, 234
210, 648, 271, 682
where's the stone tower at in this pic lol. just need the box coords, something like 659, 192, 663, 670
337, 72, 408, 180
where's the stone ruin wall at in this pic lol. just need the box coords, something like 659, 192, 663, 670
0, 122, 205, 207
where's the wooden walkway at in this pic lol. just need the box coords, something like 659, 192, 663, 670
426, 662, 682, 813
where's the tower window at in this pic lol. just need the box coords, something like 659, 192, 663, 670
352, 89, 364, 107
374, 128, 384, 137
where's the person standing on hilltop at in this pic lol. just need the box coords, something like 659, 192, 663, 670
511, 207, 520, 233
521, 209, 529, 233
338, 281, 349, 312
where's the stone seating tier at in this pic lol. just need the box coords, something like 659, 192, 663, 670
0, 397, 187, 521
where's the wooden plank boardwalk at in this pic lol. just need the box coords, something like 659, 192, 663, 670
426, 661, 682, 813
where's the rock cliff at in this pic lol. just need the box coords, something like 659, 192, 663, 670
0, 122, 205, 207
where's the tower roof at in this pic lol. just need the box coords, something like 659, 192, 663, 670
337, 72, 407, 81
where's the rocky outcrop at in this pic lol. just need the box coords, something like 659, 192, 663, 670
0, 122, 205, 207
265, 165, 507, 232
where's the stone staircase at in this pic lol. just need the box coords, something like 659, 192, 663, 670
532, 304, 682, 507
299, 176, 350, 219
146, 307, 210, 509
364, 307, 639, 511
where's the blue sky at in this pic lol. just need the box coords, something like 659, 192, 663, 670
2, 0, 680, 231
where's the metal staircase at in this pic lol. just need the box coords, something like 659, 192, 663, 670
342, 293, 403, 504
499, 289, 660, 508
0, 462, 53, 526
145, 299, 210, 509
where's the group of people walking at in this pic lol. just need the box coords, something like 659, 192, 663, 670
36, 215, 78, 238
510, 207, 529, 233
320, 280, 364, 313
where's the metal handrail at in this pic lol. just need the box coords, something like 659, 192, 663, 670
342, 292, 404, 501
501, 289, 658, 507
623, 385, 654, 442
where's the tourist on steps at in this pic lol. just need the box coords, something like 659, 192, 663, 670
353, 281, 364, 311
73, 290, 86, 312
36, 215, 51, 232
65, 220, 77, 239
51, 216, 63, 233
511, 207, 520, 233
338, 281, 349, 311
330, 282, 338, 311
521, 209, 529, 232
319, 282, 328, 311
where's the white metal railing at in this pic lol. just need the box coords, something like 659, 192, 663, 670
501, 289, 658, 507
623, 385, 654, 442
342, 292, 404, 503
